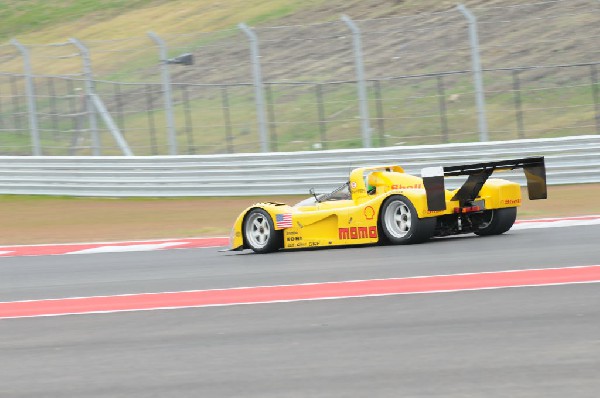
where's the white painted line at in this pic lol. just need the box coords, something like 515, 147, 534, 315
67, 242, 188, 254
513, 217, 600, 230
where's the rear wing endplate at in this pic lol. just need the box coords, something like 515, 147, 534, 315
421, 156, 547, 211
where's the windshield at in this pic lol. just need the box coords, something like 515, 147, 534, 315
294, 182, 350, 207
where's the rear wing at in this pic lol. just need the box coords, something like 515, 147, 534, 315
421, 156, 547, 211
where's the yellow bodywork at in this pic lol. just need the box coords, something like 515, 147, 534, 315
230, 165, 522, 250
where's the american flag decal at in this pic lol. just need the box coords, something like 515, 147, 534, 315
276, 213, 293, 228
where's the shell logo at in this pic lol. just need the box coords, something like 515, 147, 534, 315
364, 206, 375, 220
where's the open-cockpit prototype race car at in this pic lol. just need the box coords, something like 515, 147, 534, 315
228, 157, 547, 253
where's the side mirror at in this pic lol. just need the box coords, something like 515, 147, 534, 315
309, 188, 320, 202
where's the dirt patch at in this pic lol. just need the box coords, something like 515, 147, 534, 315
1, 184, 599, 245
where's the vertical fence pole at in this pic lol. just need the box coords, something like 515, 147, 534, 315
145, 84, 159, 155
69, 38, 100, 155
436, 75, 449, 144
373, 80, 386, 147
114, 83, 125, 133
239, 23, 270, 153
315, 83, 328, 150
591, 64, 600, 135
457, 4, 488, 142
11, 39, 41, 155
341, 15, 372, 148
180, 84, 196, 154
220, 86, 234, 153
148, 32, 178, 155
512, 70, 525, 139
47, 77, 59, 136
66, 79, 77, 155
10, 75, 22, 132
265, 83, 278, 152
0, 82, 4, 130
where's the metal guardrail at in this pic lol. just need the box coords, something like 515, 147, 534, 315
0, 135, 599, 197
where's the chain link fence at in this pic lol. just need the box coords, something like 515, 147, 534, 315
0, 1, 598, 156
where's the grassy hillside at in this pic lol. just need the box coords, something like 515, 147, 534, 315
0, 0, 319, 42
0, 0, 597, 155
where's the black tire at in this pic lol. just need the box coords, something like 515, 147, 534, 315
243, 209, 282, 253
379, 195, 436, 244
474, 207, 517, 236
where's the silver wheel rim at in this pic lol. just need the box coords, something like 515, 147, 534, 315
245, 212, 271, 249
384, 201, 411, 238
479, 210, 494, 229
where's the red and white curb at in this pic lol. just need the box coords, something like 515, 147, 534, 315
513, 215, 600, 229
1, 215, 599, 258
1, 265, 598, 319
0, 237, 229, 258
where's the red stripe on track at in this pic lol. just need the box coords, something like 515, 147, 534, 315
1, 265, 599, 319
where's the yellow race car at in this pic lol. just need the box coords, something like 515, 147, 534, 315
229, 157, 547, 253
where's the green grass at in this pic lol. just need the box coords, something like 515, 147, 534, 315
2, 69, 596, 156
0, 1, 157, 40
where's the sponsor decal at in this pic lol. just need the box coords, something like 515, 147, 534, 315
503, 199, 521, 205
350, 181, 357, 189
291, 241, 319, 248
286, 236, 302, 242
338, 226, 378, 240
364, 206, 375, 220
276, 213, 293, 228
391, 184, 423, 190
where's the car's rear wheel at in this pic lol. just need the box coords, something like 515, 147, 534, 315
243, 209, 282, 253
379, 195, 435, 244
474, 207, 517, 236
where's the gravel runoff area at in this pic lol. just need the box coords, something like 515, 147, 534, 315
1, 184, 599, 245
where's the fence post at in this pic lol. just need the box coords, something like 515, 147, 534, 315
341, 15, 372, 148
10, 75, 22, 132
591, 64, 600, 134
46, 77, 59, 135
145, 84, 159, 155
436, 75, 449, 144
239, 23, 270, 153
180, 84, 196, 154
265, 83, 278, 152
373, 80, 386, 147
457, 4, 489, 142
113, 83, 125, 133
11, 39, 41, 156
220, 86, 234, 153
69, 38, 100, 155
148, 32, 178, 155
315, 83, 328, 150
512, 70, 525, 139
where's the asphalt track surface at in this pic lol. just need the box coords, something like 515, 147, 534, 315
1, 225, 599, 397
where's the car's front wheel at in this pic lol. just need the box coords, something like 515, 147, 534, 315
243, 209, 282, 253
474, 207, 517, 236
379, 195, 436, 244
